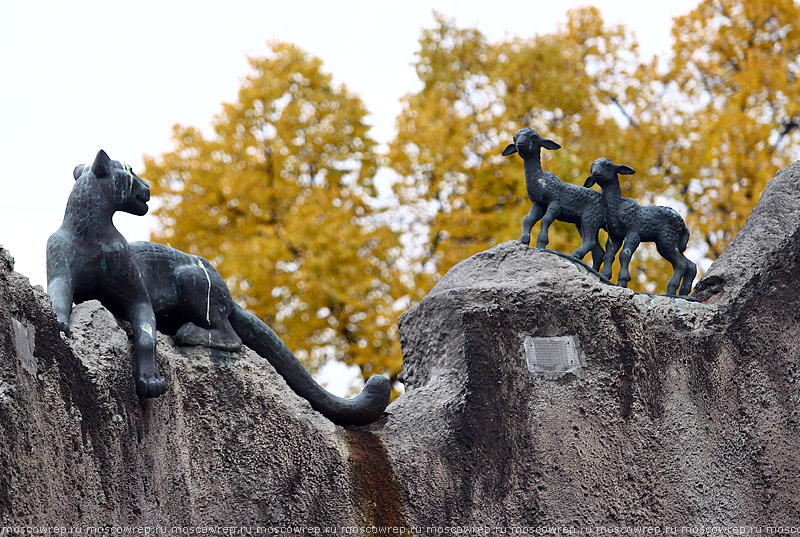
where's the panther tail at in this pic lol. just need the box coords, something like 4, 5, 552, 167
229, 304, 391, 426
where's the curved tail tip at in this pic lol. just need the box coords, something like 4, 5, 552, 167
314, 374, 392, 427
364, 374, 392, 406
338, 374, 391, 426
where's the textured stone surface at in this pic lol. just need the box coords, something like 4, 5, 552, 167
2, 161, 800, 525
0, 254, 356, 525
377, 161, 800, 525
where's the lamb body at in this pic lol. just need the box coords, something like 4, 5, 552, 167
585, 157, 697, 295
503, 127, 605, 269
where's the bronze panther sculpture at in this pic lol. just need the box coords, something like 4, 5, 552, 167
46, 149, 390, 426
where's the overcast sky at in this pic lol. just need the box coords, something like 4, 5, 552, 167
0, 1, 701, 393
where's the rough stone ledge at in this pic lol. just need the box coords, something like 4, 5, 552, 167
0, 260, 358, 525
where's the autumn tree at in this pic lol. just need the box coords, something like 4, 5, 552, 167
388, 10, 673, 291
666, 0, 800, 258
142, 1, 800, 389
390, 2, 800, 292
143, 43, 411, 388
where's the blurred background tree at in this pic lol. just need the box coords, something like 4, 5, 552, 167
667, 0, 800, 258
389, 0, 800, 291
143, 43, 414, 391
144, 0, 800, 390
388, 8, 672, 290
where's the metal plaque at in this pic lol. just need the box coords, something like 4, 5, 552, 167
523, 335, 583, 379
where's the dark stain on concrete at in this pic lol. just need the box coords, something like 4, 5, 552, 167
344, 429, 408, 528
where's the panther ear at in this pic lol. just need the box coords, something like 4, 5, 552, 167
91, 150, 112, 178
73, 164, 86, 180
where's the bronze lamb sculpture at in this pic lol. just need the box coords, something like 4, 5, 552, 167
46, 150, 390, 426
584, 157, 697, 295
503, 128, 606, 271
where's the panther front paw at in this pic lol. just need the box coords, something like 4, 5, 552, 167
136, 376, 167, 398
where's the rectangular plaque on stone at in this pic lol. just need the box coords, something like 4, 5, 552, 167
523, 335, 584, 379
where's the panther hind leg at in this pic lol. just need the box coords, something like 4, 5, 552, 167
174, 262, 242, 351
174, 321, 242, 351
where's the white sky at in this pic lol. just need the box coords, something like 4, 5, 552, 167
0, 0, 700, 393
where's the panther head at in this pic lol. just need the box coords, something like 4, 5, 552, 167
73, 150, 151, 216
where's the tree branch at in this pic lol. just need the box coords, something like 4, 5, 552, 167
771, 117, 799, 152
608, 95, 640, 128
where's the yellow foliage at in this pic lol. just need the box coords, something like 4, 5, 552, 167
144, 43, 415, 391
390, 2, 800, 292
668, 0, 800, 258
143, 2, 800, 390
389, 10, 673, 291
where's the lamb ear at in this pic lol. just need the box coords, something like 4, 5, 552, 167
91, 149, 112, 178
540, 138, 561, 151
502, 144, 518, 156
616, 164, 635, 175
584, 176, 596, 188
73, 164, 86, 180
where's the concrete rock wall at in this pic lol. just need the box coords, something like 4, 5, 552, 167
2, 161, 800, 525
0, 259, 355, 525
